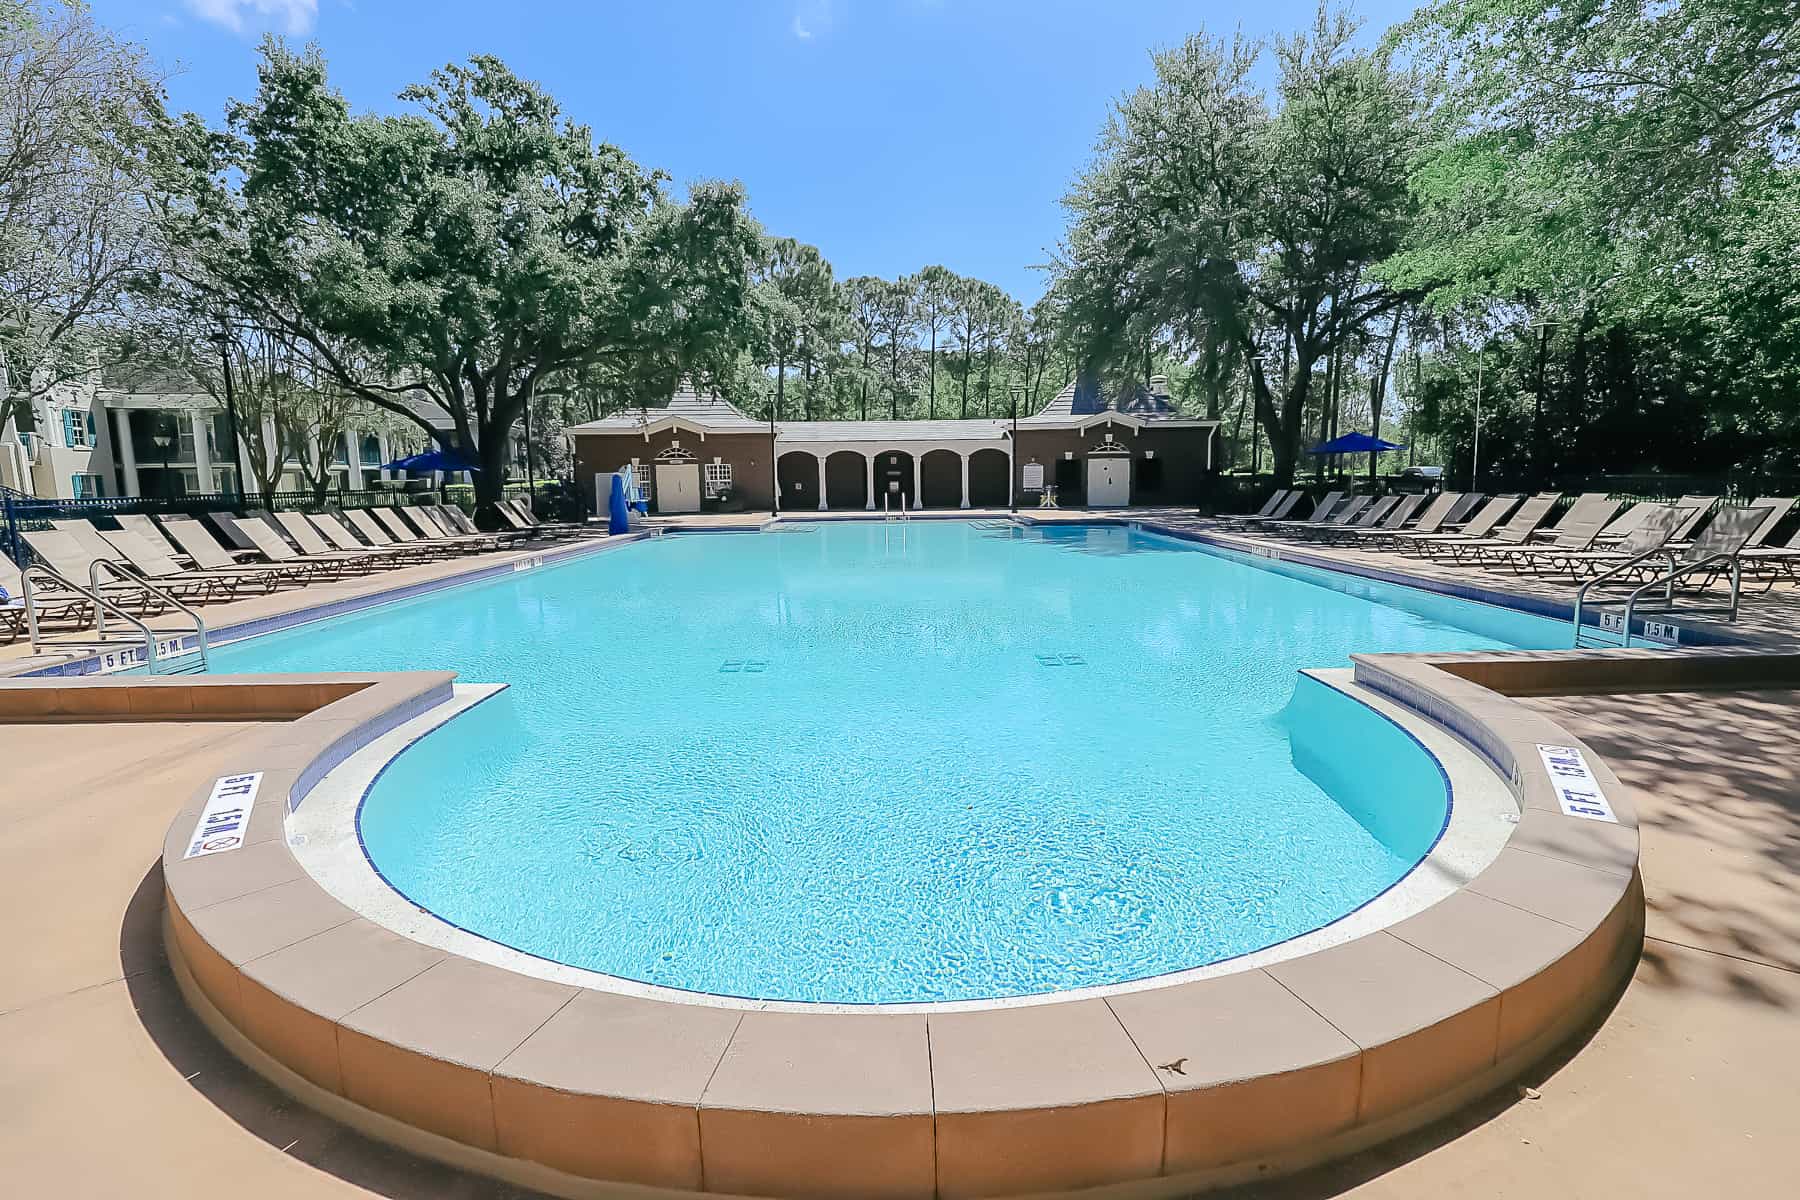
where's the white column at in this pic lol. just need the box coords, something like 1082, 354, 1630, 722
816, 454, 827, 511
111, 408, 140, 497
864, 452, 876, 511
344, 430, 366, 490
912, 455, 922, 509
959, 452, 971, 509
1007, 446, 1015, 509
377, 431, 392, 483
190, 411, 214, 495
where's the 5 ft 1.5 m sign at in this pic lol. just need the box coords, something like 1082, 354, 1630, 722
183, 773, 263, 858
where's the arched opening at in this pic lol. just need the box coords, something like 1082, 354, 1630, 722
870, 449, 915, 510
777, 451, 820, 511
824, 450, 868, 510
919, 449, 962, 508
968, 448, 1010, 507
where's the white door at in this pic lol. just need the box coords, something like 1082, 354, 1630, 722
1086, 457, 1130, 507
654, 463, 701, 513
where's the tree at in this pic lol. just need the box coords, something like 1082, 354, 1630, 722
749, 236, 834, 424
0, 1, 167, 437
911, 265, 960, 418
843, 275, 883, 420
873, 277, 915, 419
1057, 6, 1420, 483
156, 44, 765, 516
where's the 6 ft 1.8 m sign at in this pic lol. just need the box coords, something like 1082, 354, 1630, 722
183, 773, 264, 859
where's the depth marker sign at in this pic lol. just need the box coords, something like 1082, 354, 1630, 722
183, 772, 263, 858
1534, 745, 1617, 823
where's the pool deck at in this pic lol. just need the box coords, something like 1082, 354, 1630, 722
1, 677, 1795, 1197
2, 509, 1798, 1196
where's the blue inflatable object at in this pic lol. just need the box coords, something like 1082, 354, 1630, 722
608, 472, 631, 534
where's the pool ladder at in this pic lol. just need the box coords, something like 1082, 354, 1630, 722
884, 493, 910, 522
22, 559, 210, 674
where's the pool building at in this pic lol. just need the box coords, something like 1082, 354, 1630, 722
570, 375, 1224, 514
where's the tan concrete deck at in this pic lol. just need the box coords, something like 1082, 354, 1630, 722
2, 685, 1795, 1197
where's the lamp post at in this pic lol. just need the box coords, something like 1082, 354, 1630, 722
214, 332, 248, 505
1471, 356, 1485, 492
1009, 382, 1025, 513
1528, 318, 1557, 489
522, 394, 535, 510
151, 422, 173, 499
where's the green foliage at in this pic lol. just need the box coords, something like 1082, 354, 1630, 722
1057, 4, 1421, 482
157, 43, 765, 507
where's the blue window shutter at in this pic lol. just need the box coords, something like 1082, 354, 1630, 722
86, 411, 96, 439
62, 409, 76, 447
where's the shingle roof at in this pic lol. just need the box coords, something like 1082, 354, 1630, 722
566, 385, 764, 434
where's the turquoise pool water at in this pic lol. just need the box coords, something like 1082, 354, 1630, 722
214, 520, 1570, 1003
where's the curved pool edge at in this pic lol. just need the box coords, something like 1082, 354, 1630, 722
285, 669, 1510, 1014
156, 657, 1645, 1199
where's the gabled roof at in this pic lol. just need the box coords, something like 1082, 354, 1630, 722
566, 385, 764, 436
1017, 379, 1215, 429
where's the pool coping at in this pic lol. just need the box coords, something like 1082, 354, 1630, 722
115, 646, 1660, 1198
277, 670, 1519, 1015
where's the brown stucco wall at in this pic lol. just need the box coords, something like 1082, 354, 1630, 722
574, 430, 776, 513
1013, 423, 1215, 506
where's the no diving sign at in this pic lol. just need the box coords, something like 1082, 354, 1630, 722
1534, 745, 1617, 824
183, 772, 263, 858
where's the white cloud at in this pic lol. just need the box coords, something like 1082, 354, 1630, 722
792, 0, 833, 41
185, 0, 318, 36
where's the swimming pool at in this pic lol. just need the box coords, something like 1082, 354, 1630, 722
215, 520, 1572, 1003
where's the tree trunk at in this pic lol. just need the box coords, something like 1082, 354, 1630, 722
960, 335, 972, 418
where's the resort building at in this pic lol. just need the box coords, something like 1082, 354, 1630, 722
1, 372, 435, 500
569, 375, 1223, 513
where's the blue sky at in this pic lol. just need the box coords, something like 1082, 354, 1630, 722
93, 1, 1415, 300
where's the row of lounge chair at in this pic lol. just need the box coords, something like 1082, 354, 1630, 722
1211, 488, 1800, 592
3, 500, 598, 642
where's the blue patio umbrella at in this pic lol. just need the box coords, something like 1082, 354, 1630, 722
1308, 431, 1408, 485
1308, 431, 1407, 455
381, 448, 480, 473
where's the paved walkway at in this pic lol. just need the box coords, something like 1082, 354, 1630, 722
2, 686, 1796, 1198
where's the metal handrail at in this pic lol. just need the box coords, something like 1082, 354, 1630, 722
22, 562, 167, 669
1619, 552, 1745, 646
1571, 546, 1678, 645
84, 558, 210, 671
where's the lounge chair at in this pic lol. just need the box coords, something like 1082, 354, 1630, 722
1298, 495, 1398, 542
1390, 495, 1522, 556
370, 506, 490, 555
160, 518, 314, 590
340, 508, 438, 562
1218, 490, 1304, 529
96, 527, 274, 600
21, 529, 190, 611
48, 519, 128, 566
225, 515, 360, 581
1274, 495, 1370, 538
271, 511, 399, 575
1469, 497, 1627, 576
1314, 493, 1425, 546
1340, 492, 1458, 550
307, 512, 413, 568
1741, 519, 1800, 588
1521, 494, 1613, 542
505, 497, 601, 537
406, 506, 514, 553
1416, 493, 1559, 562
492, 498, 581, 540
1210, 490, 1291, 524
1251, 490, 1346, 535
0, 555, 93, 642
1535, 505, 1689, 582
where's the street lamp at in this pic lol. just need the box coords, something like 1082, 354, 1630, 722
1528, 318, 1558, 488
151, 421, 174, 499
1471, 355, 1485, 492
214, 330, 247, 504
1008, 383, 1025, 513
